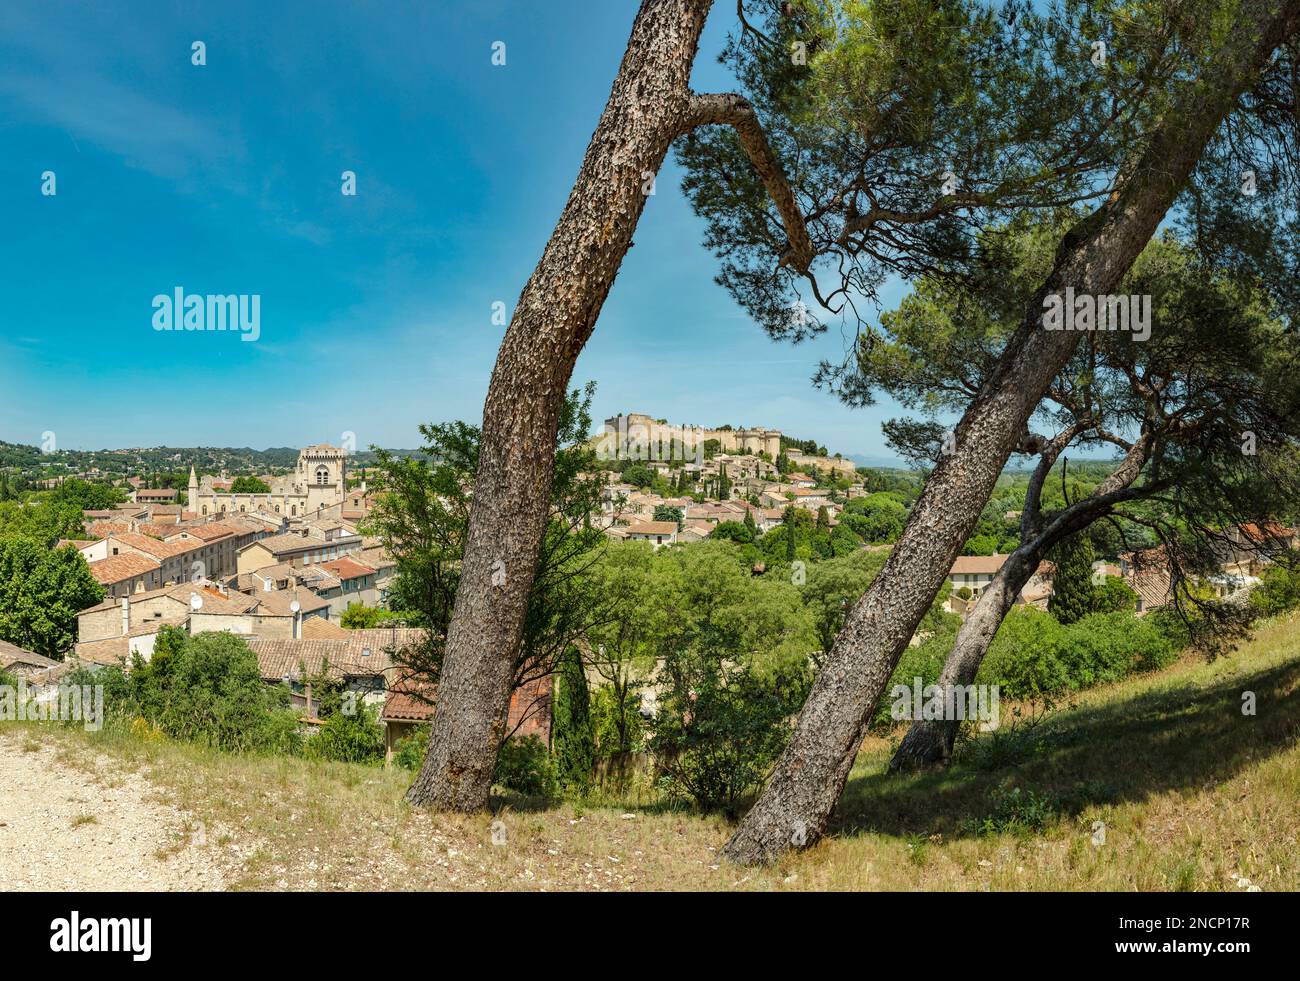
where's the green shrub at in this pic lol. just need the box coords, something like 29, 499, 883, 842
874, 619, 958, 727
309, 697, 385, 765
1092, 577, 1138, 614
1251, 564, 1300, 617
493, 734, 557, 797
392, 726, 430, 770
1057, 612, 1137, 687
590, 684, 645, 757
979, 607, 1069, 701
648, 657, 808, 815
81, 627, 303, 754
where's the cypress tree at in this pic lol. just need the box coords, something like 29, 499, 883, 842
1048, 534, 1098, 625
551, 646, 594, 792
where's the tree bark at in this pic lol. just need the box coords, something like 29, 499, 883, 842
407, 0, 811, 810
722, 0, 1299, 865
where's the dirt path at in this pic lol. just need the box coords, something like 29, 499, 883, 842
0, 730, 228, 891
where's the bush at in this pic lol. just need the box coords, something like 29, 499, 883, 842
649, 657, 808, 815
590, 684, 645, 757
1057, 612, 1141, 687
874, 618, 959, 727
391, 726, 431, 770
85, 627, 303, 754
979, 607, 1069, 701
1251, 564, 1300, 617
493, 735, 557, 797
977, 607, 1179, 702
309, 697, 385, 765
1093, 577, 1138, 614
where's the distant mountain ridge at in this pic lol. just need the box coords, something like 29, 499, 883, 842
0, 440, 417, 475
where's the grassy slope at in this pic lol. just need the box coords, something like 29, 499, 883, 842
5, 613, 1299, 891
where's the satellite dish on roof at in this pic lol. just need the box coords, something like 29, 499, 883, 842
190, 593, 203, 611
290, 599, 301, 614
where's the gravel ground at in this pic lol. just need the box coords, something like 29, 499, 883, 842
0, 733, 228, 891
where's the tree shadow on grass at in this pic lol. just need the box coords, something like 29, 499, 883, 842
830, 657, 1300, 841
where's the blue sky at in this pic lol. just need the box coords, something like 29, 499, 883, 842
0, 0, 909, 460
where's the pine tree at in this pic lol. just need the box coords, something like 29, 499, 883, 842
743, 507, 757, 537
1047, 534, 1098, 625
551, 646, 594, 792
784, 506, 797, 562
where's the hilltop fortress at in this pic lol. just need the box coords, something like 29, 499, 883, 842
602, 412, 783, 461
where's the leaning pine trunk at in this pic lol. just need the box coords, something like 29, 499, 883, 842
891, 430, 1157, 771
405, 0, 713, 810
888, 547, 1039, 770
722, 0, 1299, 865
407, 0, 813, 810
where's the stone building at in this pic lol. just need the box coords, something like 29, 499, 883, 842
189, 444, 348, 519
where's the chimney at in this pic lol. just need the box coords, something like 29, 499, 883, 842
120, 597, 130, 638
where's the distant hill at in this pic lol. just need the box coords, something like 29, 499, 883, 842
846, 453, 911, 471
0, 440, 418, 478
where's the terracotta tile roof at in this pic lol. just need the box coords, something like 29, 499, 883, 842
87, 520, 133, 538
301, 617, 350, 638
55, 539, 95, 551
179, 522, 240, 542
186, 587, 261, 616
1129, 567, 1173, 611
383, 672, 437, 722
626, 521, 678, 536
355, 546, 396, 571
108, 532, 195, 561
88, 553, 160, 585
0, 640, 59, 671
1237, 522, 1295, 545
252, 590, 332, 617
242, 532, 328, 555
74, 637, 129, 667
80, 579, 214, 614
950, 554, 1008, 576
319, 557, 375, 581
245, 629, 427, 682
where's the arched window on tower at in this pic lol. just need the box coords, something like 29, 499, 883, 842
315, 465, 330, 485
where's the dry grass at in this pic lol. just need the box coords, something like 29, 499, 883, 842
5, 612, 1299, 891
